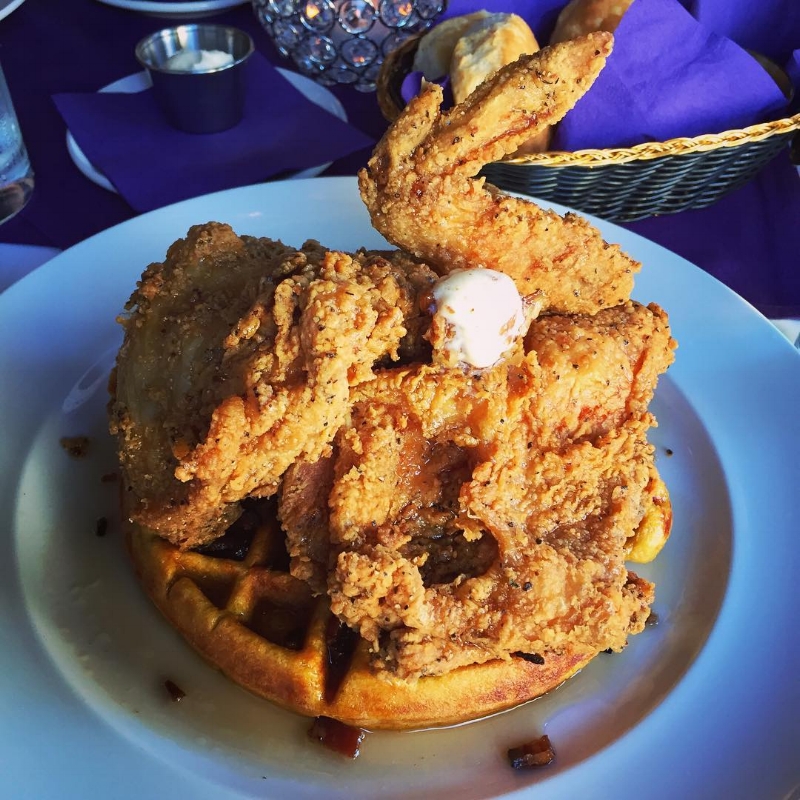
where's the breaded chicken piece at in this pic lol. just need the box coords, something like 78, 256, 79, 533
318, 302, 674, 678
109, 223, 438, 548
358, 33, 640, 314
278, 456, 337, 595
523, 301, 676, 447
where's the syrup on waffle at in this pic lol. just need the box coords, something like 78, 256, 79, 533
126, 496, 592, 731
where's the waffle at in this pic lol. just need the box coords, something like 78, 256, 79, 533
126, 496, 592, 731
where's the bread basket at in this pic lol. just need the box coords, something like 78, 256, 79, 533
376, 35, 800, 222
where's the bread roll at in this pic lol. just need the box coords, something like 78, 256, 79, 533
550, 0, 633, 44
450, 13, 540, 104
449, 13, 551, 153
412, 11, 491, 80
411, 11, 552, 154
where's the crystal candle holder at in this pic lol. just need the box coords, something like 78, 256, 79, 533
253, 0, 445, 91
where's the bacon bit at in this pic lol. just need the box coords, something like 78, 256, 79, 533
164, 679, 186, 702
95, 517, 108, 537
308, 716, 366, 759
60, 436, 90, 458
515, 652, 545, 665
508, 734, 555, 769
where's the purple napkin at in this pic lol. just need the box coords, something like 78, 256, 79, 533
552, 0, 791, 150
684, 0, 800, 66
683, 0, 800, 115
53, 52, 374, 213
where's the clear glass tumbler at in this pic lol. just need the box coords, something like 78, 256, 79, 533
0, 63, 34, 224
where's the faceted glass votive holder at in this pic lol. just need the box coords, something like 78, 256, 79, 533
253, 0, 445, 91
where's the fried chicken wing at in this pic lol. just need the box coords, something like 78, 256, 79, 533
358, 32, 640, 314
317, 302, 674, 678
109, 223, 438, 548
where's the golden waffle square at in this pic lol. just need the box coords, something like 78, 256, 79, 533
126, 497, 592, 731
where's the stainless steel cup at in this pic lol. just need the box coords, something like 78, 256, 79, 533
0, 63, 34, 224
135, 25, 254, 134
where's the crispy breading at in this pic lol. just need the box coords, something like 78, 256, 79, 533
358, 33, 640, 314
109, 223, 438, 548
322, 303, 674, 678
278, 456, 336, 595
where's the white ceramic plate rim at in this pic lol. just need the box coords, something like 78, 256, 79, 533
1, 178, 798, 799
94, 0, 247, 17
0, 0, 26, 22
65, 69, 347, 192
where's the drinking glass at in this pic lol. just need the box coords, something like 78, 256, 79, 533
0, 63, 34, 224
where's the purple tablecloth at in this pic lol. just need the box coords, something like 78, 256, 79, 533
1, 0, 798, 318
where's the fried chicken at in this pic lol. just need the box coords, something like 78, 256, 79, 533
358, 32, 641, 314
311, 302, 674, 678
114, 30, 677, 693
109, 222, 438, 548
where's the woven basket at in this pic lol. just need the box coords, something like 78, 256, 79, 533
376, 35, 800, 222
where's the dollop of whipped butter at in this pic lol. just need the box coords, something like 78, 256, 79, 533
430, 268, 528, 369
164, 49, 234, 72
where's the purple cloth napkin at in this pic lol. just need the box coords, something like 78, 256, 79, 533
552, 0, 791, 150
683, 0, 800, 114
52, 53, 374, 213
684, 0, 800, 66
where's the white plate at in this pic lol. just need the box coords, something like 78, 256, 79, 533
1, 178, 798, 799
94, 0, 247, 18
0, 0, 26, 22
0, 243, 62, 293
66, 69, 348, 192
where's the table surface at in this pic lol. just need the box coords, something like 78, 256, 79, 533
0, 0, 386, 250
0, 0, 799, 327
